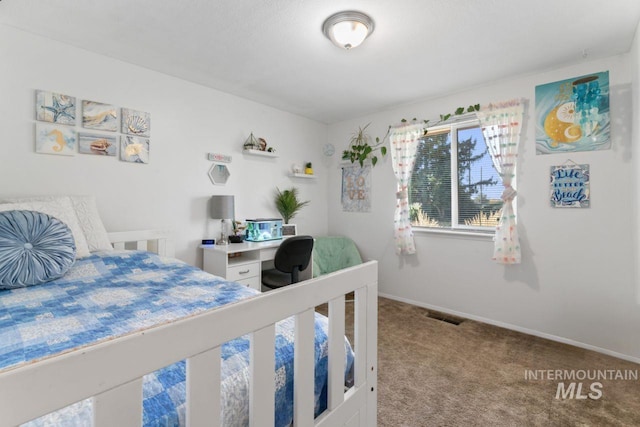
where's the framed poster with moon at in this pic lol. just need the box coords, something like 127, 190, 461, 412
535, 71, 610, 155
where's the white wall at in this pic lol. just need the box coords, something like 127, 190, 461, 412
327, 54, 640, 361
0, 25, 329, 267
633, 19, 640, 310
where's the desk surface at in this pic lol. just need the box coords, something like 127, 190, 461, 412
200, 239, 283, 254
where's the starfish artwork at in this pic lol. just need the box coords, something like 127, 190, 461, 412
36, 90, 76, 125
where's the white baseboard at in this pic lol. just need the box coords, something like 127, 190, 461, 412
378, 292, 640, 365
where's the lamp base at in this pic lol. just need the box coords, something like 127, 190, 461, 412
219, 219, 231, 245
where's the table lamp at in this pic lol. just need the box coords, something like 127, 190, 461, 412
210, 195, 235, 245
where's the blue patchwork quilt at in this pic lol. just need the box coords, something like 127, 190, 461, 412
0, 251, 353, 426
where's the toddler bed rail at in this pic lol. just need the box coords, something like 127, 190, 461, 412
0, 231, 377, 427
108, 229, 173, 257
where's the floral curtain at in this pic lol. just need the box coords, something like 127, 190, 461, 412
476, 100, 525, 264
390, 123, 423, 255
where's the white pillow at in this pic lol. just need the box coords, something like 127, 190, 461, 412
0, 199, 91, 258
0, 195, 112, 252
68, 195, 112, 252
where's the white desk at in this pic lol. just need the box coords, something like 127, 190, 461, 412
201, 239, 311, 291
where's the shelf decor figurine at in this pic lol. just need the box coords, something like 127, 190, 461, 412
243, 132, 261, 151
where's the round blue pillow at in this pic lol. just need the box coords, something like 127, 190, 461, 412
0, 210, 76, 289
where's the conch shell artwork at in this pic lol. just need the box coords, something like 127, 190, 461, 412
78, 133, 116, 156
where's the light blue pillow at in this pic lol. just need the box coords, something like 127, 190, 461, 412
0, 210, 76, 289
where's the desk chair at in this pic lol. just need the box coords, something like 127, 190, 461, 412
261, 235, 314, 291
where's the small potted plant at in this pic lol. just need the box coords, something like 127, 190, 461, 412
304, 162, 313, 175
342, 123, 388, 167
274, 187, 309, 224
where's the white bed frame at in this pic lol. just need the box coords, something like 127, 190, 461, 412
0, 230, 378, 427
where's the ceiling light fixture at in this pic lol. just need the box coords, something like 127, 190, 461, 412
322, 11, 374, 50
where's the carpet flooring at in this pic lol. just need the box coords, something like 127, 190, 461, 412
375, 297, 640, 427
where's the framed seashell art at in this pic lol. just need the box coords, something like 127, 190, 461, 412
121, 108, 150, 137
78, 132, 117, 156
120, 135, 150, 164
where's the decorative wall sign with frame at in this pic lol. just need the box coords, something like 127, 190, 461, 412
82, 100, 118, 132
208, 152, 232, 163
35, 90, 76, 125
341, 164, 371, 212
535, 71, 610, 154
550, 161, 590, 208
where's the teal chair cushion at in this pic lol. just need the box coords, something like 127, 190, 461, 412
312, 236, 362, 278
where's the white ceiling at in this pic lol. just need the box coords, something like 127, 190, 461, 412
1, 0, 639, 124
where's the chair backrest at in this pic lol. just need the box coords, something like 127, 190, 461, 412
312, 236, 362, 277
274, 235, 314, 283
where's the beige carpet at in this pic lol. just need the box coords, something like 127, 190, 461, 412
375, 297, 640, 426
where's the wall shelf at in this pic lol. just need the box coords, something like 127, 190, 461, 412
243, 149, 278, 158
290, 173, 316, 179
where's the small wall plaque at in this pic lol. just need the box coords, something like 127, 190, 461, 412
550, 162, 590, 208
208, 153, 232, 163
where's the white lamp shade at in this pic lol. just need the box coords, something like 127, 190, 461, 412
210, 195, 235, 219
323, 11, 374, 50
331, 21, 369, 49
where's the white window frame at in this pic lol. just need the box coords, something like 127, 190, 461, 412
411, 116, 511, 237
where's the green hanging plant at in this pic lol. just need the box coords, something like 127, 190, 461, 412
400, 104, 481, 135
341, 123, 388, 167
439, 104, 481, 123
341, 105, 480, 168
274, 187, 310, 224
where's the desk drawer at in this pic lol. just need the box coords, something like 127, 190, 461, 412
227, 262, 260, 281
236, 275, 261, 290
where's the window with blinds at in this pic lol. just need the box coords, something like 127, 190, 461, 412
409, 120, 503, 231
